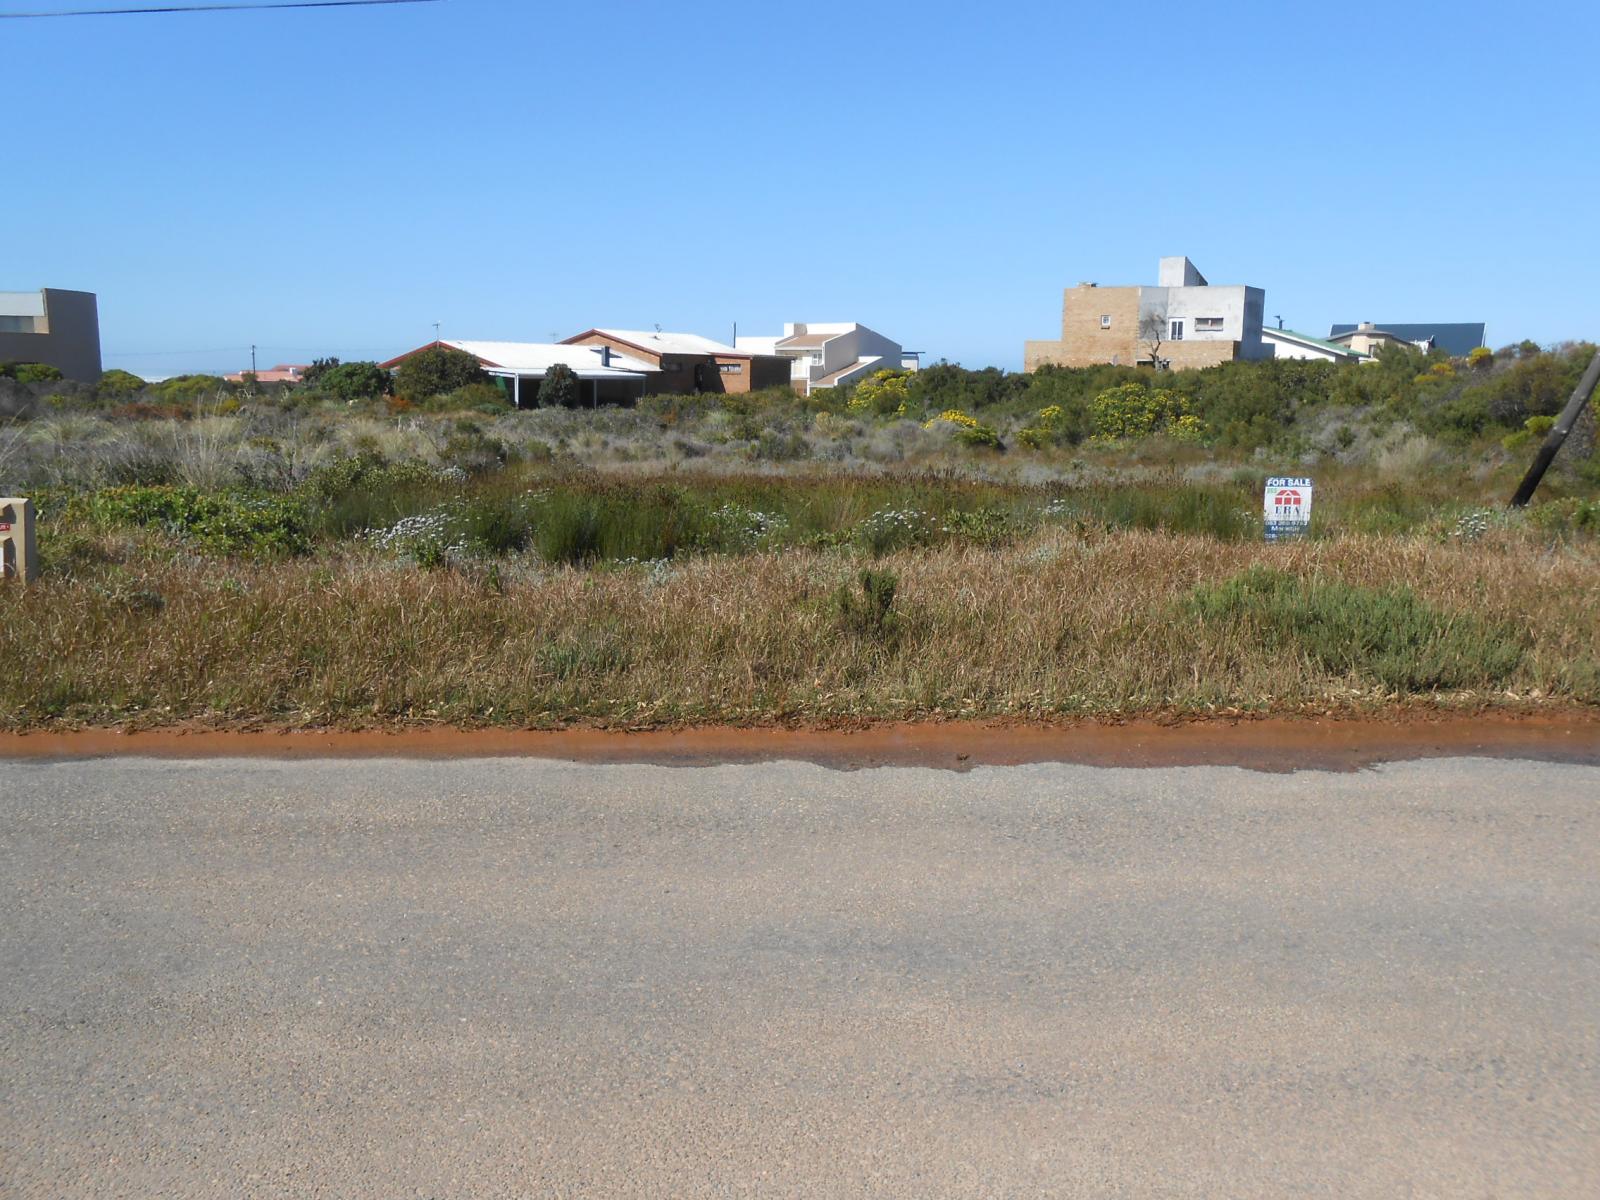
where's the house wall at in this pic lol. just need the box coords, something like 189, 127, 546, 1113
1164, 285, 1265, 359
852, 325, 904, 374
563, 332, 786, 395
1343, 332, 1409, 356
1026, 285, 1141, 369
742, 354, 793, 392
0, 288, 101, 381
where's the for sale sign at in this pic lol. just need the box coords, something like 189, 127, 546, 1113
1264, 477, 1313, 541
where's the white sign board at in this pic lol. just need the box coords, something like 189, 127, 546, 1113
1263, 477, 1313, 541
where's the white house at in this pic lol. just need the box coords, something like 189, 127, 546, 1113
380, 339, 655, 406
735, 322, 915, 395
1261, 327, 1370, 364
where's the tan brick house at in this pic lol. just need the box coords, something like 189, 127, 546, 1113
1025, 257, 1269, 371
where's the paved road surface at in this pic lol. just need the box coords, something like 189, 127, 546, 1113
2, 756, 1597, 1197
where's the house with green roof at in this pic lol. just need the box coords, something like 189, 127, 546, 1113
1260, 326, 1371, 364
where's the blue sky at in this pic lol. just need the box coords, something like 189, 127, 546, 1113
5, 0, 1597, 376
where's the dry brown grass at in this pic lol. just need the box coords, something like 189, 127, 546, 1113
3, 529, 1597, 729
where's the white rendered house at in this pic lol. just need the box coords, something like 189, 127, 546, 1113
1260, 327, 1370, 364
735, 322, 915, 395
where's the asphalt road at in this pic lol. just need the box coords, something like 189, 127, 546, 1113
2, 755, 1597, 1198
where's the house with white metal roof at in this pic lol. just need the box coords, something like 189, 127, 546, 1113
379, 339, 655, 407
735, 322, 918, 395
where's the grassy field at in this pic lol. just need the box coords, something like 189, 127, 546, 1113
3, 520, 1597, 728
3, 348, 1598, 730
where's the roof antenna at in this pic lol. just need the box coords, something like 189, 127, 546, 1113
1274, 314, 1283, 329
654, 323, 662, 335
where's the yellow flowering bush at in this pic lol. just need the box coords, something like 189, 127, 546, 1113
924, 409, 979, 430
848, 370, 912, 416
1017, 403, 1071, 449
1089, 383, 1206, 443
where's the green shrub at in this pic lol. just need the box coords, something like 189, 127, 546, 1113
83, 486, 310, 557
441, 382, 509, 413
151, 375, 228, 404
941, 505, 1015, 546
95, 368, 146, 398
539, 363, 579, 408
834, 568, 900, 642
1527, 497, 1600, 537
538, 627, 631, 679
954, 423, 1005, 450
440, 421, 507, 473
315, 360, 390, 402
459, 496, 535, 555
856, 508, 934, 556
393, 346, 487, 400
1189, 566, 1523, 691
1501, 414, 1556, 452
4, 362, 65, 383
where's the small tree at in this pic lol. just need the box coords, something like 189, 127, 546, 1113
317, 360, 390, 401
1468, 346, 1494, 371
393, 346, 487, 400
299, 357, 340, 387
1138, 310, 1169, 370
539, 362, 579, 407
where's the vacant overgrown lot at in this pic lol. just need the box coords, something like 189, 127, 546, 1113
3, 348, 1598, 729
3, 477, 1598, 727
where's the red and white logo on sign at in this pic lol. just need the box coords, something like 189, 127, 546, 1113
1273, 488, 1303, 514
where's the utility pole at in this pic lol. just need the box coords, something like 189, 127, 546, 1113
1509, 348, 1600, 507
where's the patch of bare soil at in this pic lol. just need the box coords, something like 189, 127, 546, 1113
3, 712, 1598, 773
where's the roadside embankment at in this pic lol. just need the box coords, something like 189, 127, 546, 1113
3, 529, 1596, 731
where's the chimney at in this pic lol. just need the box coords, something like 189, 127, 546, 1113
1358, 321, 1376, 331
600, 345, 612, 367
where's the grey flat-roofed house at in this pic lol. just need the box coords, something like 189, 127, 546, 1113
1328, 322, 1486, 358
0, 288, 102, 381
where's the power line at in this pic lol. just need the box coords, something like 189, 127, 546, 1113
0, 0, 438, 18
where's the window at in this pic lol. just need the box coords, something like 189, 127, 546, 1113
718, 362, 742, 374
1100, 314, 1112, 329
0, 316, 37, 334
1195, 316, 1225, 332
659, 358, 681, 371
1169, 320, 1184, 341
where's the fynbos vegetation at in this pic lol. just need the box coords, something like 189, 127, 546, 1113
1, 342, 1596, 728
